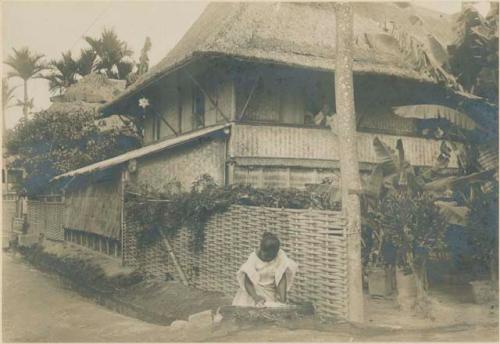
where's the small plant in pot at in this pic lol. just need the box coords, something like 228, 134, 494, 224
377, 192, 448, 313
464, 185, 499, 304
364, 210, 396, 297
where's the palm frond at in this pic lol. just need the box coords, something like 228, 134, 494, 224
4, 47, 47, 81
77, 48, 97, 76
85, 28, 135, 80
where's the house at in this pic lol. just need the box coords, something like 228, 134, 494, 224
51, 2, 496, 255
21, 73, 139, 247
48, 73, 138, 138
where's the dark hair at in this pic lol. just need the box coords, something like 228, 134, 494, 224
261, 232, 280, 252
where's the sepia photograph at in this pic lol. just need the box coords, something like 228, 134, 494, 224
1, 0, 499, 342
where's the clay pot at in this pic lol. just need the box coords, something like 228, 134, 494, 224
395, 269, 417, 311
470, 280, 497, 304
367, 266, 394, 297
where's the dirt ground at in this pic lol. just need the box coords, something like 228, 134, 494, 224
3, 251, 499, 342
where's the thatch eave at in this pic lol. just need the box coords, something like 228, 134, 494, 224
99, 50, 437, 117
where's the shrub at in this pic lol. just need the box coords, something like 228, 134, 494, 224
126, 174, 341, 251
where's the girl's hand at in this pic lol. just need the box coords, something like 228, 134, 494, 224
254, 295, 266, 306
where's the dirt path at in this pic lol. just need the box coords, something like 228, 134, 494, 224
210, 323, 499, 342
2, 252, 186, 342
3, 251, 498, 342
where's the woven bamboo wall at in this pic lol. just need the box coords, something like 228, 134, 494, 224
27, 200, 64, 241
229, 123, 460, 168
124, 205, 348, 319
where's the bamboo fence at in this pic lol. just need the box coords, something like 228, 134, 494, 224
124, 204, 348, 319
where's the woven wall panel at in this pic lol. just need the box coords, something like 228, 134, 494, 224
124, 204, 348, 319
27, 201, 65, 241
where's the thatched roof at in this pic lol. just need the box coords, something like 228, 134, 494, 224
57, 73, 126, 104
46, 100, 99, 114
102, 2, 458, 112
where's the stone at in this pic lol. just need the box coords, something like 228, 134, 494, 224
170, 320, 188, 329
187, 310, 213, 330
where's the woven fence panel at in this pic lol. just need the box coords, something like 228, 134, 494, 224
124, 205, 348, 319
2, 200, 16, 234
122, 216, 174, 278
27, 201, 43, 237
27, 201, 64, 240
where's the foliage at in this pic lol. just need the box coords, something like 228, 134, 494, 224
464, 185, 499, 279
84, 28, 134, 80
361, 134, 494, 268
77, 48, 98, 77
367, 192, 448, 272
19, 244, 144, 292
4, 47, 48, 118
125, 175, 341, 251
44, 51, 79, 95
448, 4, 499, 104
4, 47, 47, 81
5, 108, 140, 195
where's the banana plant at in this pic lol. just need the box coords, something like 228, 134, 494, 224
364, 136, 495, 225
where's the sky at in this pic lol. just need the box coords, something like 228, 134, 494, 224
1, 1, 493, 130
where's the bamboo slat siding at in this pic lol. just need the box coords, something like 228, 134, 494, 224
124, 205, 348, 319
64, 178, 122, 239
27, 200, 64, 241
234, 165, 342, 189
229, 124, 459, 168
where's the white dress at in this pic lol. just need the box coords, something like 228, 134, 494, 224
232, 249, 298, 307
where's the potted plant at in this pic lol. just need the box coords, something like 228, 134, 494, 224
364, 209, 395, 297
465, 186, 498, 304
377, 192, 448, 312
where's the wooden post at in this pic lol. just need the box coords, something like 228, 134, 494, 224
334, 2, 364, 323
160, 232, 189, 286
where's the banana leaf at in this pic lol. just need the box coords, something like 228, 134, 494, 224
423, 169, 495, 192
435, 201, 470, 226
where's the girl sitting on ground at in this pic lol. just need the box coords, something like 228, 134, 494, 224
232, 232, 298, 307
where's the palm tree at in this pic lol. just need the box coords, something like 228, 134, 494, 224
44, 51, 79, 95
334, 2, 364, 323
85, 28, 134, 80
4, 47, 47, 119
2, 78, 18, 137
77, 48, 97, 77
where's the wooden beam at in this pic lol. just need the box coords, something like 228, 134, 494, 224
238, 76, 260, 121
160, 232, 189, 286
156, 110, 179, 136
138, 92, 179, 136
185, 71, 230, 123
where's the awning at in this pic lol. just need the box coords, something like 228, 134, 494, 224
392, 104, 478, 130
52, 123, 231, 181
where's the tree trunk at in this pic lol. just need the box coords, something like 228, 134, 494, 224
23, 79, 28, 119
335, 2, 364, 323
